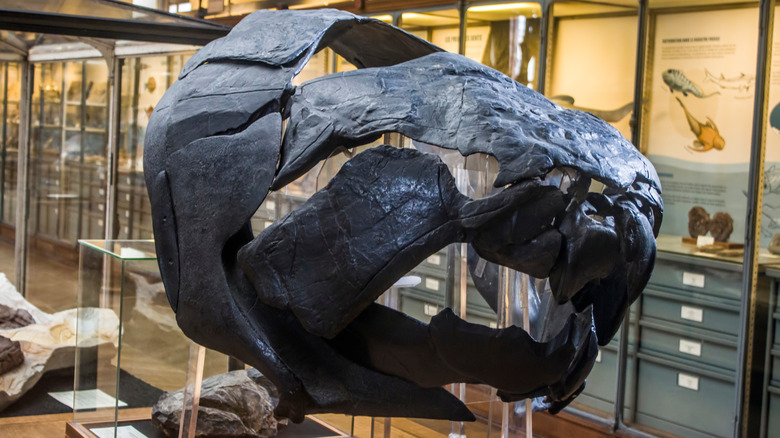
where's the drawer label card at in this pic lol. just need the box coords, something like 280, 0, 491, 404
677, 373, 699, 391
682, 272, 705, 288
681, 305, 704, 323
679, 339, 702, 357
596, 350, 602, 363
264, 221, 274, 229
425, 278, 440, 291
427, 255, 442, 266
266, 200, 275, 212
423, 304, 439, 316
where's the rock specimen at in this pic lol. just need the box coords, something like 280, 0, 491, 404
0, 336, 23, 375
144, 9, 662, 422
688, 206, 710, 238
0, 304, 35, 330
0, 273, 119, 411
151, 369, 278, 438
710, 212, 734, 242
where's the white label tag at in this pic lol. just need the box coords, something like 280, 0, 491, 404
425, 278, 439, 291
92, 425, 147, 438
679, 339, 702, 357
264, 221, 274, 229
98, 204, 104, 212
423, 304, 438, 316
125, 210, 130, 218
596, 350, 602, 363
99, 189, 105, 196
266, 200, 276, 212
682, 272, 705, 288
678, 373, 699, 391
427, 254, 441, 265
681, 305, 704, 323
489, 322, 497, 329
125, 194, 131, 201
98, 220, 104, 227
48, 389, 127, 409
126, 177, 132, 185
696, 235, 715, 247
123, 226, 129, 235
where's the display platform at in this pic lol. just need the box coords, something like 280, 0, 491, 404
66, 415, 348, 438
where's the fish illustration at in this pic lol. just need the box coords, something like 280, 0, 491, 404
704, 69, 754, 94
549, 95, 634, 123
675, 97, 725, 152
662, 69, 719, 98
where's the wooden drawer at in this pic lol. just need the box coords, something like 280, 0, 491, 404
642, 287, 740, 335
635, 353, 734, 438
639, 319, 737, 372
649, 257, 742, 301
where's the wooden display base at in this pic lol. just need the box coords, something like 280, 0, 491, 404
681, 237, 744, 249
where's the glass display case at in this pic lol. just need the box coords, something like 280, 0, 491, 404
72, 239, 230, 437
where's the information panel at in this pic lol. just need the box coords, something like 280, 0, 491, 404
646, 7, 758, 242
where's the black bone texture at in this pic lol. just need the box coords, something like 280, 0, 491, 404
144, 8, 663, 423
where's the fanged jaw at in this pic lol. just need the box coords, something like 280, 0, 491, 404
145, 8, 661, 423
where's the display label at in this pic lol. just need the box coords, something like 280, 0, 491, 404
98, 204, 104, 212
48, 389, 127, 409
596, 350, 602, 363
425, 278, 440, 291
424, 303, 439, 316
679, 339, 702, 356
266, 200, 275, 212
99, 188, 105, 196
678, 373, 700, 391
696, 235, 715, 246
92, 425, 147, 438
98, 219, 104, 227
682, 272, 705, 288
125, 194, 131, 201
681, 305, 704, 322
427, 254, 442, 266
125, 210, 130, 218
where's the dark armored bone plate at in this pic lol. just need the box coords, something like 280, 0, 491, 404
144, 9, 662, 423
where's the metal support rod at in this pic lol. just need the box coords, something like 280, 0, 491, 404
536, 0, 552, 94
736, 1, 775, 436
14, 61, 31, 294
760, 279, 777, 437
104, 57, 123, 241
1, 64, 7, 223
457, 0, 467, 56
615, 0, 649, 431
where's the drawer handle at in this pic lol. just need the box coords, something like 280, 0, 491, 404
424, 303, 439, 316
681, 305, 704, 323
426, 254, 441, 266
682, 272, 705, 288
425, 278, 440, 291
678, 373, 699, 391
679, 339, 702, 357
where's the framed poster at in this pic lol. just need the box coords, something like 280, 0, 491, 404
645, 7, 759, 242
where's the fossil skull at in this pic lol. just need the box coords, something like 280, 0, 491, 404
144, 9, 662, 423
